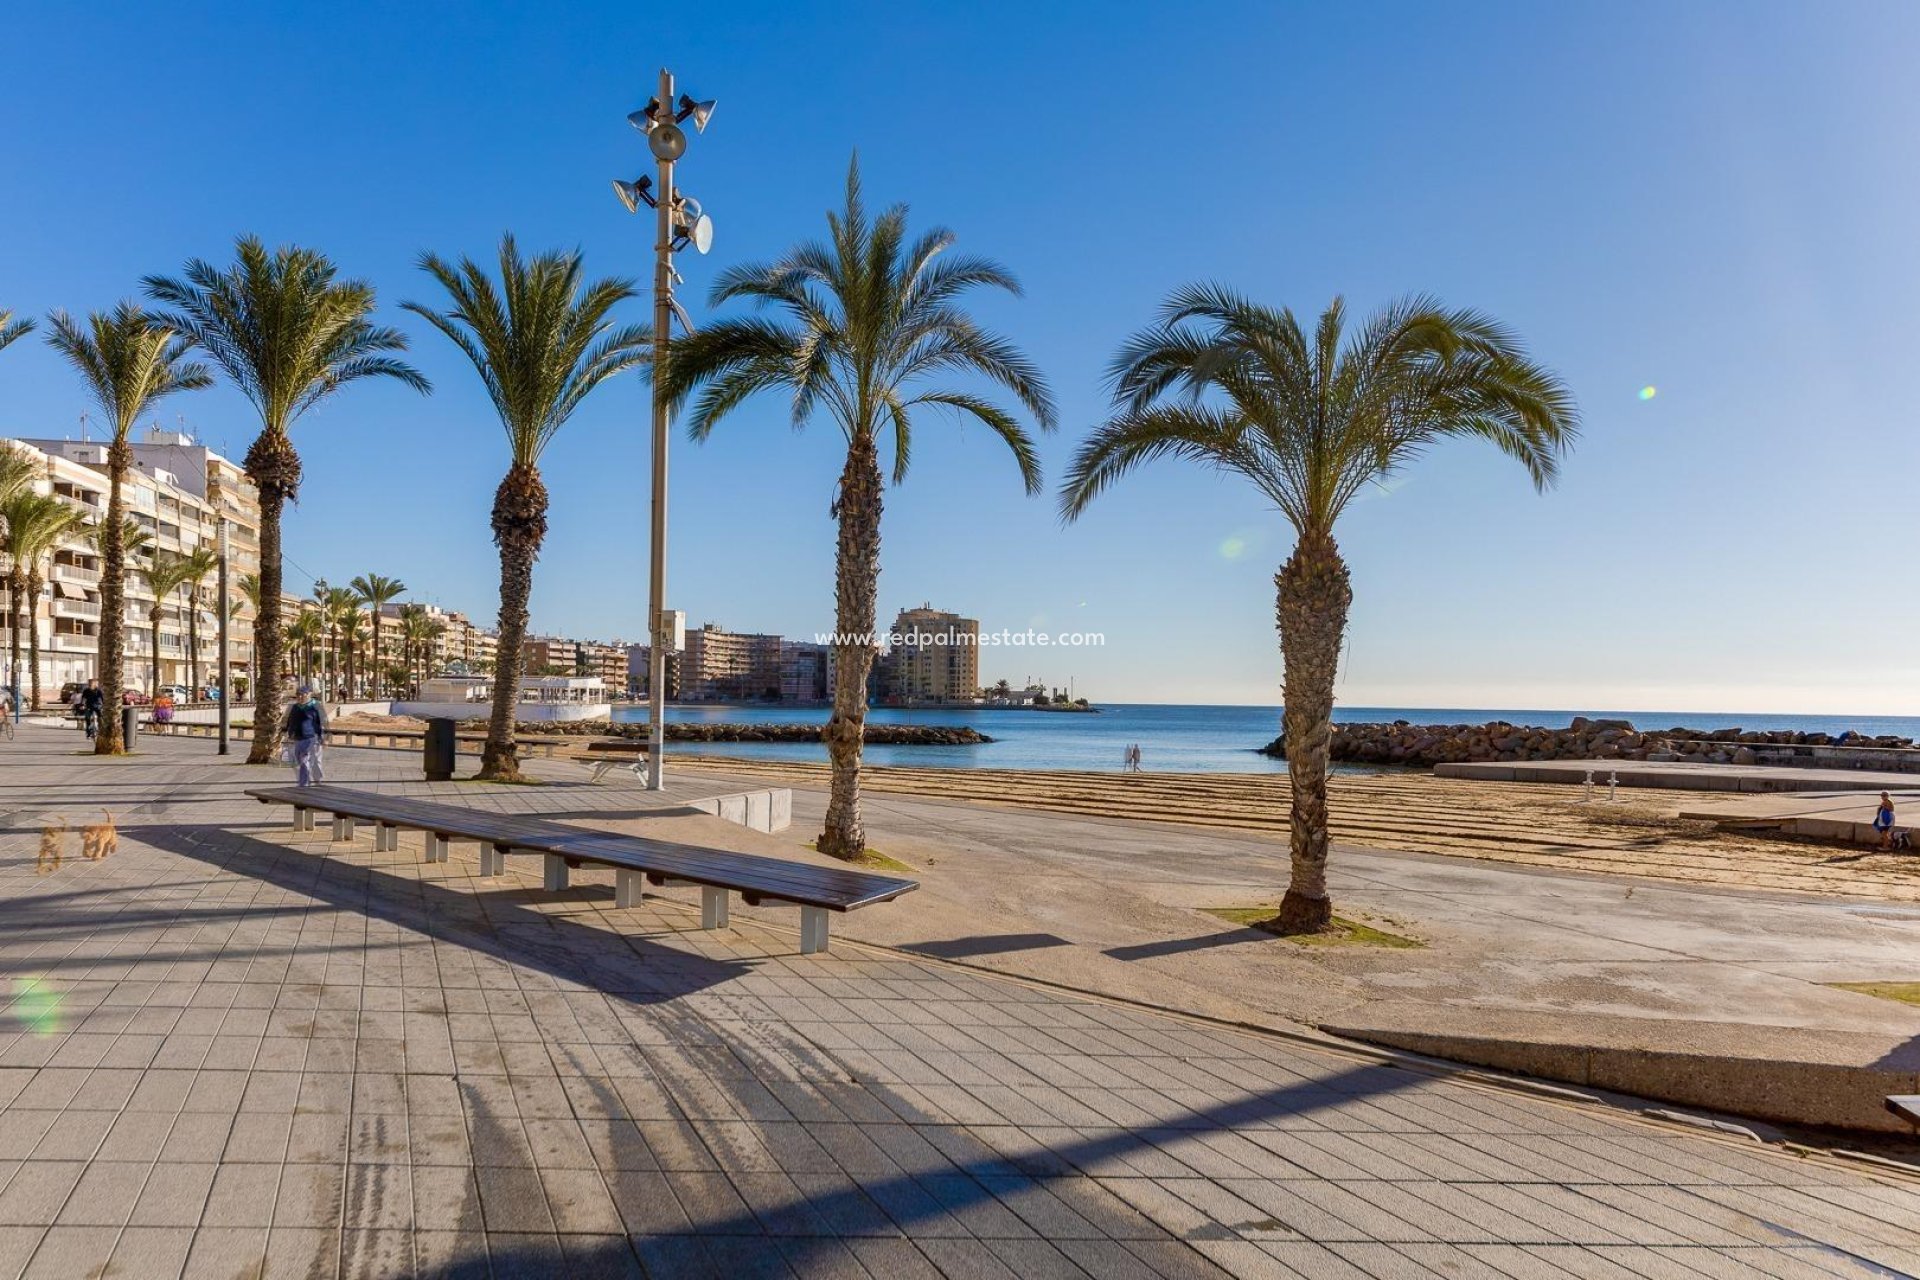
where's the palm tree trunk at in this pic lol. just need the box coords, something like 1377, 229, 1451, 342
818, 436, 884, 860
95, 446, 131, 754
150, 608, 162, 698
481, 464, 548, 781
7, 569, 25, 711
245, 428, 299, 765
1273, 528, 1352, 934
26, 568, 43, 711
188, 597, 200, 700
371, 616, 383, 699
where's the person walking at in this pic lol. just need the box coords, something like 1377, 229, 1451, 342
80, 679, 105, 739
1874, 791, 1897, 850
283, 685, 329, 787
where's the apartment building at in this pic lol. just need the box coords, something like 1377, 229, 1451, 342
778, 640, 831, 704
883, 604, 979, 704
681, 624, 786, 701
3, 430, 259, 697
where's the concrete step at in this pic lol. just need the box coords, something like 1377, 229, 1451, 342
1320, 1004, 1920, 1133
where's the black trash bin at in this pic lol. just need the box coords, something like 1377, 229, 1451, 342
121, 705, 139, 752
424, 718, 456, 781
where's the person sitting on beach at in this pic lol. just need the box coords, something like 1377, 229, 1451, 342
1874, 792, 1897, 850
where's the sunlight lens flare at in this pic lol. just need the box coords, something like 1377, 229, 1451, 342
1638, 385, 1657, 401
10, 977, 62, 1036
1218, 535, 1249, 561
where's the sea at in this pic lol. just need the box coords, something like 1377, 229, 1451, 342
608, 703, 1920, 774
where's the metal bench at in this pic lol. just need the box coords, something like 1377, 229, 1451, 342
246, 784, 913, 954
580, 739, 652, 784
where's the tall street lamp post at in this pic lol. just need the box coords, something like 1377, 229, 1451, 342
613, 68, 715, 791
217, 522, 230, 755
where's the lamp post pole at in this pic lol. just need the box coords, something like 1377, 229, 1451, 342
645, 65, 675, 792
217, 523, 230, 755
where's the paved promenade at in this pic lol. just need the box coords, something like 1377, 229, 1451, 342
2, 726, 1918, 1278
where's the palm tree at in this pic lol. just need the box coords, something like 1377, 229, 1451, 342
395, 602, 426, 695
11, 496, 87, 710
403, 235, 648, 780
1060, 289, 1578, 931
44, 305, 210, 752
350, 574, 406, 698
0, 443, 40, 508
0, 310, 34, 356
285, 610, 323, 685
143, 549, 199, 697
2, 492, 58, 701
177, 547, 217, 699
661, 158, 1056, 858
144, 237, 428, 762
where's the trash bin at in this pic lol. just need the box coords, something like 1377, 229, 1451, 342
424, 718, 456, 781
121, 705, 139, 751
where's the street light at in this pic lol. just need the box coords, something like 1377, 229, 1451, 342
613, 67, 715, 791
217, 522, 230, 755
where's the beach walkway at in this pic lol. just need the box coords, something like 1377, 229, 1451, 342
3, 726, 1918, 1278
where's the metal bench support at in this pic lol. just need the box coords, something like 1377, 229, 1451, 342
615, 869, 643, 908
800, 906, 830, 955
701, 887, 729, 930
544, 855, 570, 892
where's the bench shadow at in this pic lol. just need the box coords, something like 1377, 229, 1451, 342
902, 932, 1074, 960
1103, 927, 1273, 962
120, 822, 750, 1004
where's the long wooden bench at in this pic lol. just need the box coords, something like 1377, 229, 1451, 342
245, 783, 914, 954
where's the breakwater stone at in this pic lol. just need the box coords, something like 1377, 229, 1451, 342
1260, 717, 1911, 768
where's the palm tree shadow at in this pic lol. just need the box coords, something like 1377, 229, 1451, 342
121, 821, 748, 1004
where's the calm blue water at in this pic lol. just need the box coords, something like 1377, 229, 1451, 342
610, 703, 1920, 774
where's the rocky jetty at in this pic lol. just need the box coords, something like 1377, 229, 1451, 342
1259, 718, 1911, 769
514, 719, 992, 746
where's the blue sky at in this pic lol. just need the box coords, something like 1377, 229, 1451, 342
4, 1, 1918, 711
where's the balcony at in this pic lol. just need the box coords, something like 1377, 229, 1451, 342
52, 599, 101, 621
51, 634, 97, 653
53, 564, 101, 585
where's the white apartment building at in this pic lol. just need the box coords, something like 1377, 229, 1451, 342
2, 430, 260, 699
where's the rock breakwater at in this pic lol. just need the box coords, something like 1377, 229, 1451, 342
1260, 718, 1912, 768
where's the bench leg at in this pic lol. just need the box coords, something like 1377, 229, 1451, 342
291, 807, 307, 832
799, 906, 830, 955
701, 887, 729, 930
615, 869, 643, 908
331, 815, 355, 842
483, 844, 509, 876
544, 854, 570, 892
376, 824, 397, 852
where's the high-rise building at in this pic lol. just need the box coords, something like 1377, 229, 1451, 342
884, 604, 979, 704
778, 640, 830, 704
4, 430, 260, 697
681, 624, 786, 701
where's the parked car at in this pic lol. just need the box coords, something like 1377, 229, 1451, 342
58, 681, 85, 705
122, 689, 150, 706
158, 684, 192, 703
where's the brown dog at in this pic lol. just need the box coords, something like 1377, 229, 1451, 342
36, 819, 68, 876
81, 810, 117, 861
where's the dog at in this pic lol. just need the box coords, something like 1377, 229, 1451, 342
35, 820, 67, 876
80, 810, 117, 861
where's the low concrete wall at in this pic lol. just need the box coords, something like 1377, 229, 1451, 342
1323, 1006, 1920, 1133
691, 789, 793, 835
